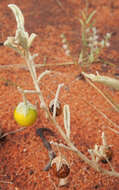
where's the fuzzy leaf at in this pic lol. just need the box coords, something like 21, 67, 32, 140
79, 18, 84, 27
8, 4, 24, 29
86, 10, 96, 24
82, 72, 119, 91
63, 105, 70, 139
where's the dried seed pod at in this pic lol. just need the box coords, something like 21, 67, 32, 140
51, 155, 70, 178
49, 99, 62, 116
101, 147, 113, 164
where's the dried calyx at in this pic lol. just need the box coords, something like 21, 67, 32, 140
88, 132, 113, 164
49, 99, 62, 116
51, 154, 70, 178
100, 146, 113, 164
15, 101, 37, 116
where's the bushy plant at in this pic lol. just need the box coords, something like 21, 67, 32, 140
3, 3, 119, 187
78, 6, 111, 68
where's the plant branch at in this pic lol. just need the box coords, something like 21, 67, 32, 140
4, 4, 119, 179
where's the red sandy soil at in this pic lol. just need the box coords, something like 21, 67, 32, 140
0, 0, 119, 189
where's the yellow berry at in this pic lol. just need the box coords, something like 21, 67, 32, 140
14, 101, 37, 127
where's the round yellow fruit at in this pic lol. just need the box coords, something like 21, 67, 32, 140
14, 101, 37, 127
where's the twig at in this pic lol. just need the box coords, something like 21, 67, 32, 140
84, 76, 119, 112
0, 62, 74, 70
80, 96, 119, 134
55, 0, 65, 11
0, 127, 25, 139
0, 180, 13, 184
36, 128, 56, 171
89, 103, 119, 131
50, 141, 72, 151
37, 70, 51, 82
